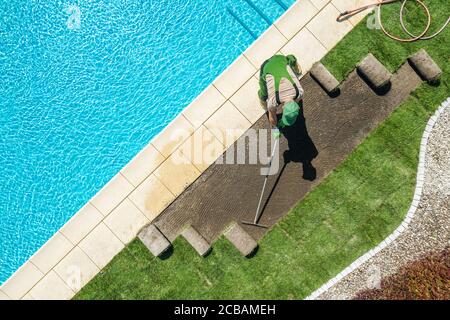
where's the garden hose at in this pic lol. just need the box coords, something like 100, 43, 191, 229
337, 0, 450, 42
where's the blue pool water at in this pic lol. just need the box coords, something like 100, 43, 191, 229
0, 0, 294, 283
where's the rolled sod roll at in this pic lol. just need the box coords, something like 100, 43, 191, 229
357, 53, 392, 89
310, 62, 340, 94
408, 49, 442, 83
138, 224, 171, 257
224, 222, 258, 257
181, 225, 211, 256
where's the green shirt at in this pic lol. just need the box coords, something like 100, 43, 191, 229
258, 54, 299, 102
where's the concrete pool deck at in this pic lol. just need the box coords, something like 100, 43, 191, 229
0, 0, 376, 300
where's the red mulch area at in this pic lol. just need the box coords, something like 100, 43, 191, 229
355, 247, 450, 300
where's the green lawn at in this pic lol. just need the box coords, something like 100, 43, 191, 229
75, 1, 449, 299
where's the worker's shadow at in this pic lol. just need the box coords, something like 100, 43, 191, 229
257, 103, 318, 223
278, 101, 318, 181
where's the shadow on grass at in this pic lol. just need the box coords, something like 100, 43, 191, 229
356, 68, 392, 95
246, 245, 260, 259
158, 245, 174, 260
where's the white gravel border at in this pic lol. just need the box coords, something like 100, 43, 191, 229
305, 97, 450, 300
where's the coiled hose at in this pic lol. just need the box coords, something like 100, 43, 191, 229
337, 0, 450, 42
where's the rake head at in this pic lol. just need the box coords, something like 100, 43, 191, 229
241, 221, 269, 229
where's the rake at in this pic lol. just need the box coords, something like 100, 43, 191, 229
242, 131, 280, 229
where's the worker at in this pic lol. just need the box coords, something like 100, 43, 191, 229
258, 54, 304, 128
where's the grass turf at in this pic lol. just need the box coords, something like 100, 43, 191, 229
75, 1, 449, 299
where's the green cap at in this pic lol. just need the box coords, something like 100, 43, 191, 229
279, 101, 300, 128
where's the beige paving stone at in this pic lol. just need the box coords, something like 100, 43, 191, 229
104, 198, 149, 244
281, 27, 328, 72
253, 69, 260, 81
30, 232, 73, 274
90, 173, 134, 216
21, 293, 35, 300
152, 114, 195, 157
120, 143, 165, 187
230, 77, 266, 124
154, 149, 201, 197
129, 173, 176, 221
78, 222, 125, 269
306, 3, 353, 50
28, 271, 74, 300
204, 101, 251, 149
178, 125, 226, 172
311, 0, 331, 10
213, 55, 256, 98
182, 85, 226, 129
332, 0, 374, 26
0, 289, 10, 300
244, 25, 287, 68
54, 246, 100, 293
60, 202, 103, 245
275, 0, 319, 40
1, 262, 43, 299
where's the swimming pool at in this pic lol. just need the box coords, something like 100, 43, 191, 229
0, 0, 294, 283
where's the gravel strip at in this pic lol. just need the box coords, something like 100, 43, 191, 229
317, 99, 450, 300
